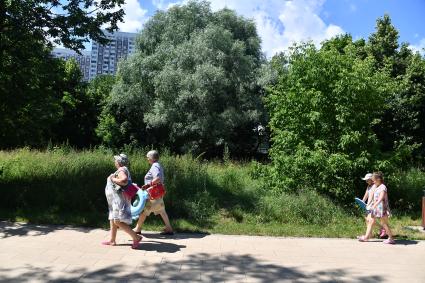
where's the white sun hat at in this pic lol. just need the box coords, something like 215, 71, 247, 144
361, 173, 373, 180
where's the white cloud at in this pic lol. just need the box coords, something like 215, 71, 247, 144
253, 11, 286, 56
143, 0, 345, 57
207, 0, 344, 57
152, 0, 182, 10
117, 0, 148, 32
152, 0, 166, 9
152, 0, 170, 10
410, 38, 425, 55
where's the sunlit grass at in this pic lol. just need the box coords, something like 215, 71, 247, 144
1, 148, 424, 240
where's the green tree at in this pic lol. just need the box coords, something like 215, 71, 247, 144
86, 75, 116, 108
87, 75, 123, 147
265, 43, 393, 202
102, 1, 265, 156
367, 15, 425, 162
0, 41, 63, 148
397, 53, 425, 160
0, 0, 124, 148
322, 34, 368, 59
368, 14, 399, 69
1, 0, 125, 52
51, 59, 99, 147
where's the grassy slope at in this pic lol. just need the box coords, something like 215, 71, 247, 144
1, 149, 424, 240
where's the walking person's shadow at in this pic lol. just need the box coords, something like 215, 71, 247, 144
140, 231, 209, 240
137, 240, 186, 253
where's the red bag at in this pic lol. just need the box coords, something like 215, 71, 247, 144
147, 183, 166, 200
123, 183, 139, 199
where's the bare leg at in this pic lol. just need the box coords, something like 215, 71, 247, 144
159, 210, 173, 232
102, 220, 118, 245
364, 215, 375, 239
134, 213, 147, 233
110, 220, 118, 243
380, 216, 394, 239
114, 220, 141, 241
364, 215, 383, 237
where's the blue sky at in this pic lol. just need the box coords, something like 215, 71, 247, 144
114, 0, 425, 56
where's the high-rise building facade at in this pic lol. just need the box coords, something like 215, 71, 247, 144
52, 48, 91, 81
51, 31, 138, 81
89, 31, 137, 80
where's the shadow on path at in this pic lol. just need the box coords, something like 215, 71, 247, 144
0, 221, 96, 239
0, 221, 211, 241
114, 240, 186, 253
141, 231, 209, 240
138, 240, 186, 253
0, 253, 385, 282
394, 239, 420, 245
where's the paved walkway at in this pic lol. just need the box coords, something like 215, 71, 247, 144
0, 221, 424, 282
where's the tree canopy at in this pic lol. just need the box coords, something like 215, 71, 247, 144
100, 1, 265, 156
2, 0, 125, 51
265, 42, 393, 202
264, 14, 425, 203
0, 0, 124, 148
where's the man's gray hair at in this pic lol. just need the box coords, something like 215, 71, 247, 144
147, 150, 159, 161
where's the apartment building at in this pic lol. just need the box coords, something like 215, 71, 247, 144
51, 48, 91, 81
52, 30, 138, 81
89, 31, 138, 80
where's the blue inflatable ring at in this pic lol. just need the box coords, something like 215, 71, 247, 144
355, 197, 367, 212
131, 189, 149, 220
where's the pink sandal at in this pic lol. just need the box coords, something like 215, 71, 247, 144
379, 228, 388, 239
357, 235, 369, 242
131, 235, 142, 249
101, 240, 116, 246
383, 238, 395, 245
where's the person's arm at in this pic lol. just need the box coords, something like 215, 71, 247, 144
111, 170, 128, 187
149, 177, 161, 186
362, 189, 369, 203
142, 176, 161, 189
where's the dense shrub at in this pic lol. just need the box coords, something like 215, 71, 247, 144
386, 168, 425, 214
265, 43, 392, 203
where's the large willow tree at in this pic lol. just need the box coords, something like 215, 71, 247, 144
99, 1, 265, 156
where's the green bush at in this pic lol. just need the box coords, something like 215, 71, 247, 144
264, 42, 395, 204
386, 168, 425, 214
257, 190, 350, 225
183, 190, 216, 224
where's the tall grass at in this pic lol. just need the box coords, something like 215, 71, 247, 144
1, 148, 424, 239
0, 148, 260, 225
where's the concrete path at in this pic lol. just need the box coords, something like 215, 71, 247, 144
0, 221, 424, 282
